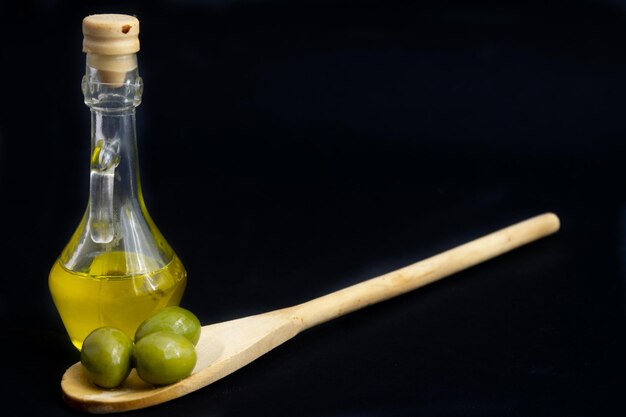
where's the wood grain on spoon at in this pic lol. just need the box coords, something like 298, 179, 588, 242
61, 212, 560, 414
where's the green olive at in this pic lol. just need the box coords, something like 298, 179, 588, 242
80, 327, 133, 388
134, 306, 201, 345
133, 331, 197, 385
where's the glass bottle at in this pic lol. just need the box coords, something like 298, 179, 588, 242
49, 14, 187, 350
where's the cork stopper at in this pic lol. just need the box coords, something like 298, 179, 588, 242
82, 14, 140, 85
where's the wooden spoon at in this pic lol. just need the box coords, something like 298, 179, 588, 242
61, 212, 560, 413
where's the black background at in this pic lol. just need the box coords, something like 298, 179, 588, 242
1, 0, 626, 416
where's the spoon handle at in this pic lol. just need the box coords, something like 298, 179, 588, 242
291, 212, 560, 330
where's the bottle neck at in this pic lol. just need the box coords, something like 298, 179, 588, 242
58, 40, 178, 273
83, 54, 145, 244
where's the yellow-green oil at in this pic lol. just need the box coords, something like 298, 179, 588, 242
49, 252, 187, 350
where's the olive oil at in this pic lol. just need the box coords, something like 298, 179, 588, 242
49, 252, 187, 350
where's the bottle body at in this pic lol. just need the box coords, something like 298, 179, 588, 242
49, 253, 186, 350
50, 46, 187, 350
